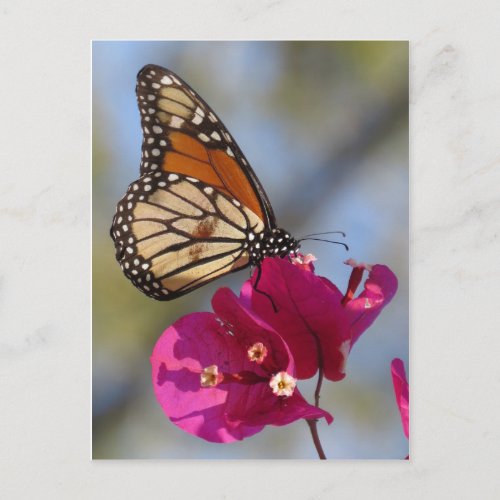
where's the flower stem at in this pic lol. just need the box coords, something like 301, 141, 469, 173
307, 419, 326, 459
314, 366, 324, 407
307, 366, 326, 459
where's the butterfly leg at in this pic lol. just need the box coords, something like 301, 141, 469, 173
252, 265, 278, 313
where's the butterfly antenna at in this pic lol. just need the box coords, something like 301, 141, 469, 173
301, 230, 346, 238
298, 237, 349, 252
252, 265, 278, 313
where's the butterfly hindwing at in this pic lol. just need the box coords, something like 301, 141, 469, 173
111, 171, 265, 300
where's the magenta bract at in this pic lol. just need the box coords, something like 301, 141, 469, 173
151, 288, 332, 443
243, 257, 398, 381
391, 358, 409, 439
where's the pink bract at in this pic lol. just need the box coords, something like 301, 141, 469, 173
242, 257, 398, 381
391, 358, 409, 439
151, 288, 333, 443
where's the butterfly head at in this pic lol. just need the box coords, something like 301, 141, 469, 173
248, 227, 300, 265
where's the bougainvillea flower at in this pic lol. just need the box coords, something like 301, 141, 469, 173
391, 358, 409, 439
242, 256, 398, 381
151, 288, 333, 443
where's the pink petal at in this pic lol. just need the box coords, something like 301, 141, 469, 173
212, 288, 333, 426
244, 258, 398, 382
391, 358, 409, 439
344, 264, 398, 346
151, 312, 264, 443
151, 298, 333, 443
246, 258, 349, 380
242, 390, 333, 427
212, 287, 293, 376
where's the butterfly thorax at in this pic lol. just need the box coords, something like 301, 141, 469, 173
247, 227, 299, 265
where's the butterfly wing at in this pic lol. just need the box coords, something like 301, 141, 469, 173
111, 171, 265, 300
135, 64, 276, 229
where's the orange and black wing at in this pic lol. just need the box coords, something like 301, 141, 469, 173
135, 64, 276, 229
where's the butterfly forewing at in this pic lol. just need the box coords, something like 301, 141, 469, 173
135, 64, 276, 227
111, 172, 265, 300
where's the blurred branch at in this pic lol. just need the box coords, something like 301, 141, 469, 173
280, 86, 408, 230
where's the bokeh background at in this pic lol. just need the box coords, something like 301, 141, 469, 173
92, 41, 408, 459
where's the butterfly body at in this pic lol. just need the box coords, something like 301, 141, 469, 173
110, 64, 298, 300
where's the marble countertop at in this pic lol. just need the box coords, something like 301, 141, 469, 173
0, 0, 499, 498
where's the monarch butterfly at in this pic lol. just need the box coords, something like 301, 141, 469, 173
110, 64, 299, 300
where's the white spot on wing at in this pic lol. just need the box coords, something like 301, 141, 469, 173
192, 114, 203, 125
170, 116, 184, 128
161, 75, 173, 85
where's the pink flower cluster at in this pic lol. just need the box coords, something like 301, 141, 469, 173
151, 256, 398, 443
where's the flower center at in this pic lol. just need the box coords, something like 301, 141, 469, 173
269, 371, 297, 397
200, 365, 223, 387
290, 253, 316, 265
247, 342, 268, 364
